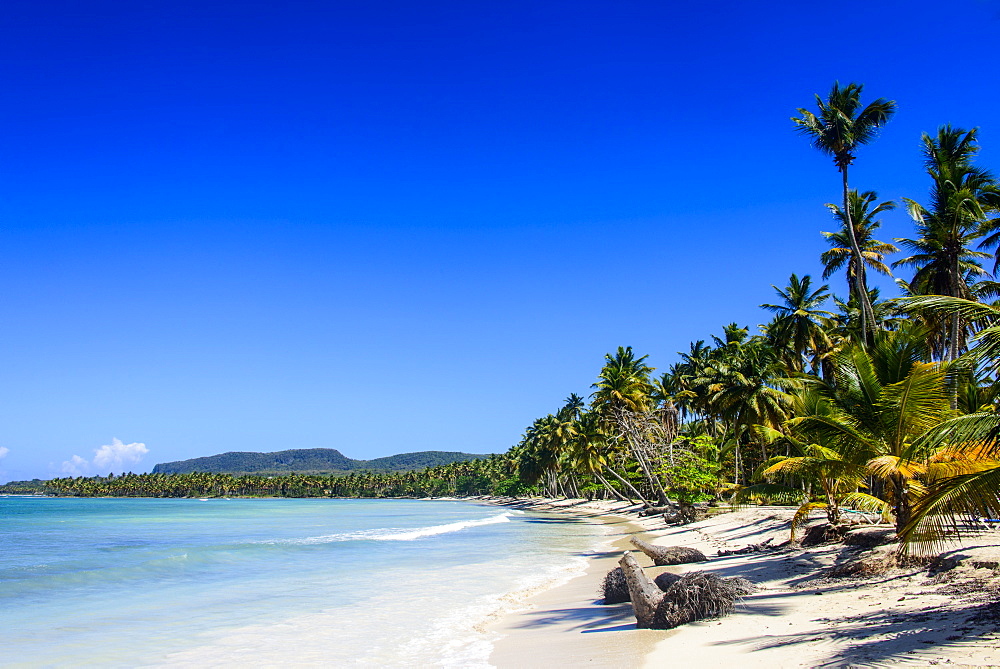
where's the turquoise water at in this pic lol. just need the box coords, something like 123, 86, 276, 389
1, 497, 606, 667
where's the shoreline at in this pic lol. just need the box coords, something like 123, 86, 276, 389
481, 498, 671, 667
476, 497, 1000, 668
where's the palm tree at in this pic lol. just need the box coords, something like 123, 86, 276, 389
704, 328, 793, 464
591, 346, 655, 417
794, 327, 954, 534
737, 388, 880, 540
821, 189, 898, 299
591, 346, 674, 504
894, 126, 1000, 361
793, 82, 897, 342
761, 273, 834, 374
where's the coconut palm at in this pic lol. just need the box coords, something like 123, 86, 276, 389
761, 273, 834, 374
894, 126, 1000, 360
793, 82, 896, 342
591, 346, 655, 417
885, 295, 1000, 553
592, 346, 677, 504
821, 190, 898, 297
704, 329, 793, 455
793, 327, 954, 533
737, 388, 881, 540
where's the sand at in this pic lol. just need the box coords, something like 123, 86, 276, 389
484, 498, 1000, 668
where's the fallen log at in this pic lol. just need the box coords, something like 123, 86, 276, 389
618, 551, 754, 629
630, 536, 707, 566
638, 505, 675, 517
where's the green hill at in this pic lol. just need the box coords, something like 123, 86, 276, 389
151, 448, 491, 475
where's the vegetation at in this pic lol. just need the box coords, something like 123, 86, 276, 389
44, 455, 515, 498
34, 81, 1000, 554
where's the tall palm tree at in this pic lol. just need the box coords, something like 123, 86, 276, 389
793, 82, 897, 343
894, 126, 1000, 361
821, 189, 898, 298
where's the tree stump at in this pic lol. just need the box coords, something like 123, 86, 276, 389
618, 551, 665, 628
630, 536, 708, 566
618, 551, 754, 629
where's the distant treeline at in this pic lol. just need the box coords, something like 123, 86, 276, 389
0, 479, 50, 494
37, 454, 538, 498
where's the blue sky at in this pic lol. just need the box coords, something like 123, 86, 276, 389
2, 0, 999, 481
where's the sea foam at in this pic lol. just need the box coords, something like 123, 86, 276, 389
257, 511, 513, 545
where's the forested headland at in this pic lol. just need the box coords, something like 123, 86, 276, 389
13, 82, 1000, 553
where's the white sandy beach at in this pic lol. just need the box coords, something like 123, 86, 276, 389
485, 498, 1000, 668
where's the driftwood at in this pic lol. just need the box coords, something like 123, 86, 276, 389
630, 536, 707, 566
638, 503, 700, 524
599, 566, 630, 604
618, 551, 754, 629
717, 537, 775, 556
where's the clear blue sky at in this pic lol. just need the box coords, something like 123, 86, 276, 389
2, 0, 999, 481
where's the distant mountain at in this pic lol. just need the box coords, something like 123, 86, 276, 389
151, 448, 491, 475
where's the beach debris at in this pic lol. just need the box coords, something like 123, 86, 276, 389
618, 551, 754, 629
842, 526, 897, 548
717, 537, 776, 556
799, 522, 851, 546
630, 536, 708, 566
599, 566, 631, 604
642, 503, 703, 525
604, 565, 683, 603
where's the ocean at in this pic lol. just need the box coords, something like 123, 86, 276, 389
0, 496, 607, 668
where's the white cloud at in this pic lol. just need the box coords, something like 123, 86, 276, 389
0, 447, 8, 459
93, 438, 148, 471
61, 454, 89, 476
60, 438, 149, 476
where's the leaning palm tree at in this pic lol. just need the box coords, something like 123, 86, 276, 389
793, 82, 897, 342
591, 346, 673, 505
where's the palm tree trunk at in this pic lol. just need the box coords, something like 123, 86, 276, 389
893, 475, 911, 535
603, 464, 650, 505
594, 471, 629, 502
841, 166, 875, 343
949, 311, 961, 362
